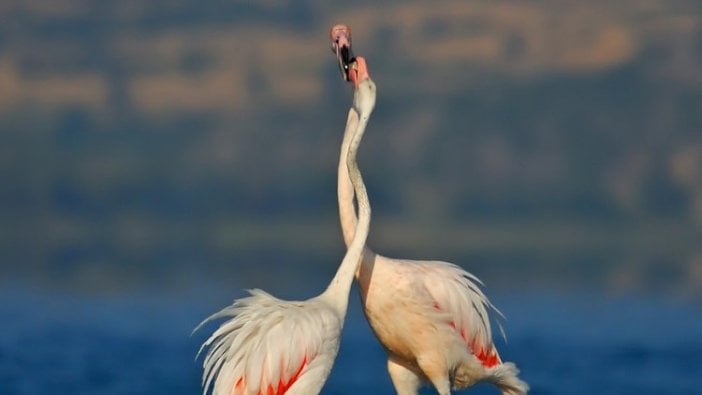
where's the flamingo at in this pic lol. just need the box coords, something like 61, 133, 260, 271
195, 57, 376, 395
330, 24, 528, 395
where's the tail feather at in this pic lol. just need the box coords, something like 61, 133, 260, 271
486, 362, 529, 395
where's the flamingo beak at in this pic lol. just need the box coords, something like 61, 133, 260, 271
330, 24, 354, 81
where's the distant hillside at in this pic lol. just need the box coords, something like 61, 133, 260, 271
0, 0, 700, 294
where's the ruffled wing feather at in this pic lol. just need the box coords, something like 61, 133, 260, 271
195, 289, 338, 395
412, 260, 504, 366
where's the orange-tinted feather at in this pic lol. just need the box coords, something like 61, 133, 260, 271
470, 339, 500, 368
279, 357, 307, 394
230, 356, 306, 395
436, 304, 501, 368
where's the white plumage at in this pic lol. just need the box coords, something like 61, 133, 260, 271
196, 290, 341, 395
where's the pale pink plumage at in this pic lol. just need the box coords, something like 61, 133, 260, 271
332, 24, 528, 395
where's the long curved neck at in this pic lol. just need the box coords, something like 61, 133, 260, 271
338, 108, 377, 270
321, 93, 373, 316
338, 109, 360, 247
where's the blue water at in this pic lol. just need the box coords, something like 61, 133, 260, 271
1, 285, 700, 395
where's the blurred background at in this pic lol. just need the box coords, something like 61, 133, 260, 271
0, 0, 701, 394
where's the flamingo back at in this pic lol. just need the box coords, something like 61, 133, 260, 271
196, 289, 341, 395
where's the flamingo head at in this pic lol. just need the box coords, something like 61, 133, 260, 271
330, 24, 354, 81
350, 56, 375, 115
348, 56, 370, 88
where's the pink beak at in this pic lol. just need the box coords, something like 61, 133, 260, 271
329, 24, 354, 81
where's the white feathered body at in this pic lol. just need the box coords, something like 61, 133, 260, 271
357, 256, 519, 388
338, 108, 528, 394
358, 258, 492, 361
198, 290, 343, 395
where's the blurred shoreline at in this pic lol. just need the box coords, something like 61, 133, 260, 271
3, 216, 700, 297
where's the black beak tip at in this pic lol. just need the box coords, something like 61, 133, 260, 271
336, 44, 355, 82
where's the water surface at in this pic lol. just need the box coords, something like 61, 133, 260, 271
1, 285, 700, 394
